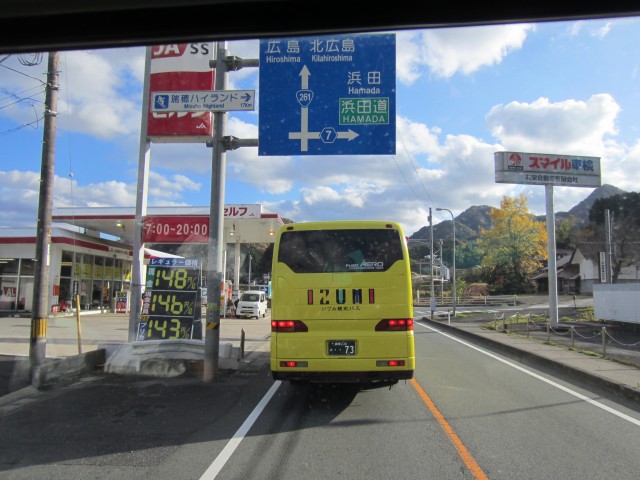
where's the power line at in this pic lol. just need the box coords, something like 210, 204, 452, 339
0, 115, 44, 136
0, 56, 47, 136
395, 126, 435, 207
0, 61, 46, 84
17, 52, 44, 67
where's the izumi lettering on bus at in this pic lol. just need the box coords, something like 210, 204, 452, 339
307, 288, 374, 305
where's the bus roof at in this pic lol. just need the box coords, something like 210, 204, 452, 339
278, 220, 404, 233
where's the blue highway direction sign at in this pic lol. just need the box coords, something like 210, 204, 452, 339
259, 33, 396, 156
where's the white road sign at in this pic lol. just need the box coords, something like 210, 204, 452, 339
151, 89, 255, 112
494, 151, 601, 188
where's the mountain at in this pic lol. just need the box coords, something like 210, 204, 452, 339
409, 184, 627, 244
543, 183, 626, 226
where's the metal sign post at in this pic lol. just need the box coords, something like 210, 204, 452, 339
494, 151, 602, 328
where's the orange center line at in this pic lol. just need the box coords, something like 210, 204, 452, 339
411, 378, 489, 480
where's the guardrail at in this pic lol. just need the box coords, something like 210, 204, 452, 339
414, 295, 518, 307
489, 313, 640, 366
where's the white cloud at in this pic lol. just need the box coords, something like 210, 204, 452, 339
2, 24, 639, 238
603, 139, 640, 191
149, 142, 212, 175
591, 22, 613, 38
486, 94, 621, 155
145, 171, 201, 204
0, 170, 42, 227
59, 50, 143, 139
399, 24, 534, 80
0, 49, 144, 140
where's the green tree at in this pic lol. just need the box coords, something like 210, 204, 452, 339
454, 240, 482, 269
256, 243, 274, 277
477, 194, 547, 293
243, 244, 276, 279
555, 216, 576, 249
408, 243, 431, 273
585, 192, 640, 282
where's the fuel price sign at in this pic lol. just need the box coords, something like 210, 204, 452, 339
149, 265, 200, 291
137, 258, 202, 341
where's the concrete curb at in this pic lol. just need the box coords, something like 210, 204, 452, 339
103, 340, 247, 377
31, 349, 106, 390
0, 349, 105, 413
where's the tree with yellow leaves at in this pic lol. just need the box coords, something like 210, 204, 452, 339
477, 194, 548, 293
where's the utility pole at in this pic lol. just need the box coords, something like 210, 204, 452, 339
439, 239, 444, 298
30, 51, 60, 379
429, 207, 435, 318
604, 209, 613, 283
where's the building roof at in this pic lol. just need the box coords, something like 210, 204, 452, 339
51, 205, 284, 246
0, 226, 175, 260
530, 250, 574, 280
572, 242, 606, 263
573, 242, 640, 264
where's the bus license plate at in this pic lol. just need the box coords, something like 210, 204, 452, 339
327, 340, 356, 356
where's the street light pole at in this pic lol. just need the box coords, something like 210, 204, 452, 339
436, 207, 456, 317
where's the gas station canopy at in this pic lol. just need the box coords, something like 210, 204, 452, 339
52, 204, 284, 247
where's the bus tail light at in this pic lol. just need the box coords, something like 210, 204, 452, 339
271, 320, 309, 332
375, 318, 414, 331
376, 360, 406, 367
279, 361, 309, 368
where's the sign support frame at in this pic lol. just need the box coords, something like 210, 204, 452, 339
545, 184, 559, 328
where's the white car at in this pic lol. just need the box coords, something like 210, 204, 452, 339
236, 290, 268, 319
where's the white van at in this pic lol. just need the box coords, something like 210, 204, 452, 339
236, 290, 268, 319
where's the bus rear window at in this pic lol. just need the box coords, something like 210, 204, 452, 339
277, 229, 404, 274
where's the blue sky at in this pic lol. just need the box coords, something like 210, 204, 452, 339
1, 18, 639, 236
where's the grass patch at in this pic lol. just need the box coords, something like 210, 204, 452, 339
579, 349, 601, 358
578, 306, 596, 322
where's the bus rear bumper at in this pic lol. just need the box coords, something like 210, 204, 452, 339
272, 369, 414, 383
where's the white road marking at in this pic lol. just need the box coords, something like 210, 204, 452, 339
416, 321, 640, 427
199, 380, 282, 479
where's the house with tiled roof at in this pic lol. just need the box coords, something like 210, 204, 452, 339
530, 249, 578, 294
532, 243, 640, 295
571, 242, 640, 294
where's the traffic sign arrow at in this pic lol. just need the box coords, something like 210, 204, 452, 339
259, 33, 396, 156
151, 89, 255, 112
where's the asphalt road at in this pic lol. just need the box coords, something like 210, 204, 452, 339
1, 318, 640, 480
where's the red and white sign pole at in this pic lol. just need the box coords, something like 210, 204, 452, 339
129, 44, 215, 342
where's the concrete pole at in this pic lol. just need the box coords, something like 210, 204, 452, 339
604, 209, 613, 283
452, 216, 456, 316
439, 239, 444, 298
429, 208, 435, 318
30, 51, 59, 377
